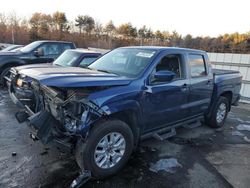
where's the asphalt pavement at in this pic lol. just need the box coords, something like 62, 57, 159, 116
0, 89, 250, 188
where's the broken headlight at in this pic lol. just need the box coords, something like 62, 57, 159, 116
16, 75, 32, 89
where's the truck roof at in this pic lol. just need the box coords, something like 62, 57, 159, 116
34, 40, 75, 44
121, 46, 205, 53
68, 48, 102, 54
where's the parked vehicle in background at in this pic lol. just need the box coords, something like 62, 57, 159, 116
14, 47, 242, 180
6, 49, 101, 109
1, 45, 24, 52
0, 40, 76, 86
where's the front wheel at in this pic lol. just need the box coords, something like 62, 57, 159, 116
206, 96, 230, 128
75, 119, 134, 179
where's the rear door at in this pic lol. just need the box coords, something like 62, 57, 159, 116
188, 53, 213, 116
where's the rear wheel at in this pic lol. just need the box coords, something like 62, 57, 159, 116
75, 119, 134, 179
206, 96, 230, 128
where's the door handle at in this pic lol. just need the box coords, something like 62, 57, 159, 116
206, 80, 211, 85
181, 83, 188, 92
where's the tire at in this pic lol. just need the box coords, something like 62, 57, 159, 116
0, 66, 11, 87
75, 119, 134, 179
206, 96, 230, 128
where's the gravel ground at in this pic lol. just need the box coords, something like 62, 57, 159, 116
0, 89, 250, 188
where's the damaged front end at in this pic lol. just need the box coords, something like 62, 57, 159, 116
17, 81, 108, 149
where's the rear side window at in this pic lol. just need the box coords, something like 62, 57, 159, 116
79, 57, 99, 67
61, 44, 73, 52
189, 54, 207, 77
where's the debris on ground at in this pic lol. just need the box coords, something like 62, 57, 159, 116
70, 170, 91, 188
243, 136, 250, 143
236, 124, 250, 131
139, 147, 146, 153
12, 152, 17, 157
232, 130, 245, 137
40, 151, 48, 156
149, 158, 182, 173
215, 127, 224, 132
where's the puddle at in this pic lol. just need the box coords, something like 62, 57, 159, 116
232, 130, 245, 137
229, 116, 250, 124
149, 158, 182, 173
236, 124, 250, 131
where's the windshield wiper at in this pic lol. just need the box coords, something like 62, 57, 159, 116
96, 69, 116, 75
84, 67, 95, 70
85, 67, 118, 75
53, 63, 63, 67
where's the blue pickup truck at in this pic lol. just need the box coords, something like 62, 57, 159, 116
14, 47, 241, 179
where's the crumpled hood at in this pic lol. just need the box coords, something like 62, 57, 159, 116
15, 63, 55, 72
19, 67, 133, 87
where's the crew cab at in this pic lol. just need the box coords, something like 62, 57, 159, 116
0, 40, 76, 86
6, 49, 101, 109
13, 47, 242, 180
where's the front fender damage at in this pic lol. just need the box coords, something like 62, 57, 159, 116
76, 99, 109, 136
26, 98, 109, 145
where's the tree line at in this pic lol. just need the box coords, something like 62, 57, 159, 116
0, 11, 250, 53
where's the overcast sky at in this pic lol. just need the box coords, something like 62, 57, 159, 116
0, 0, 249, 37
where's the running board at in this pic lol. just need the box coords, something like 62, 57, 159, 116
153, 128, 176, 141
141, 116, 204, 141
183, 120, 202, 129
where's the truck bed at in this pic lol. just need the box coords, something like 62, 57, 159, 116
213, 68, 239, 75
212, 69, 242, 105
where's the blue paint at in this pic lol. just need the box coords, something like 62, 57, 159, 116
13, 47, 242, 136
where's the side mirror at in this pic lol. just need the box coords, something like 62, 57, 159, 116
34, 48, 44, 57
153, 70, 175, 82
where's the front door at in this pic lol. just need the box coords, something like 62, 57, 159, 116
142, 53, 190, 133
30, 43, 61, 64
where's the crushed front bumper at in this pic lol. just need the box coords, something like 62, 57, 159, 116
16, 108, 73, 150
6, 73, 33, 109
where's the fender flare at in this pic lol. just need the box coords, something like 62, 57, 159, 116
0, 58, 25, 72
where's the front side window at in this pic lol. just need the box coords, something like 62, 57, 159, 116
189, 54, 207, 77
40, 43, 61, 56
151, 54, 185, 83
88, 48, 157, 77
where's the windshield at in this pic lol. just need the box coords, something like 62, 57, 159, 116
53, 50, 82, 67
88, 48, 157, 77
20, 41, 41, 53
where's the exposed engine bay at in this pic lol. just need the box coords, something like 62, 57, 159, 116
18, 80, 110, 147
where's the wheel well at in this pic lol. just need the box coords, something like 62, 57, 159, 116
109, 110, 140, 147
0, 62, 20, 74
220, 91, 232, 110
